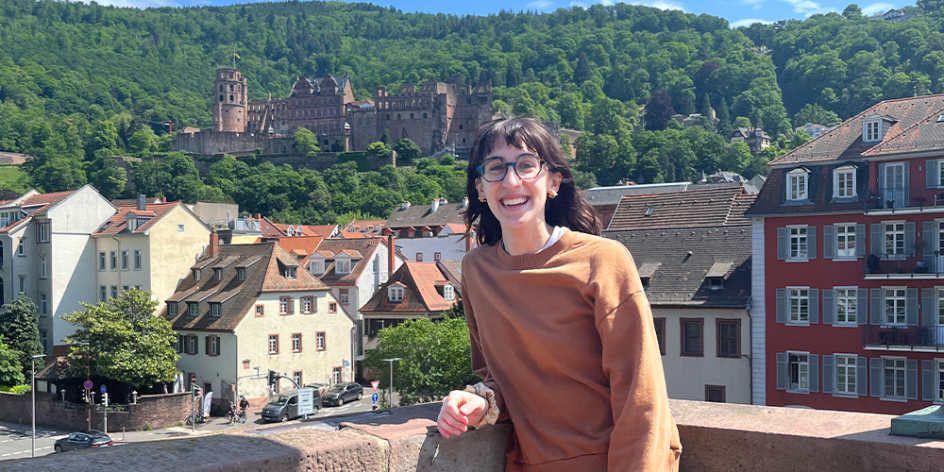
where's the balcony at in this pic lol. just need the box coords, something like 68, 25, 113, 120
864, 185, 944, 213
863, 325, 944, 349
863, 253, 944, 278
8, 400, 944, 471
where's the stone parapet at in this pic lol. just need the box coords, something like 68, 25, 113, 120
6, 399, 944, 471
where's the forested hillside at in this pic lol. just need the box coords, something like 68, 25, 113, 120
0, 0, 941, 223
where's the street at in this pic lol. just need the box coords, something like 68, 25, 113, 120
0, 390, 380, 461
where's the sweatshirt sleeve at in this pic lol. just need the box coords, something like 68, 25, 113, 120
463, 263, 510, 423
593, 245, 681, 471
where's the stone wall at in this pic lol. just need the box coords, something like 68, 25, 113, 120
0, 391, 192, 432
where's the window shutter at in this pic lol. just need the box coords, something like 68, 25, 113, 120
822, 289, 835, 325
928, 159, 939, 188
878, 163, 887, 194
907, 359, 918, 400
776, 289, 786, 324
194, 336, 199, 355
904, 161, 911, 193
776, 353, 787, 390
809, 354, 819, 393
924, 221, 936, 270
856, 224, 866, 258
923, 288, 936, 327
922, 359, 935, 401
809, 289, 819, 324
217, 337, 222, 356
205, 336, 210, 355
808, 226, 817, 259
777, 228, 787, 260
857, 357, 868, 397
907, 288, 919, 326
289, 297, 294, 314
870, 358, 881, 397
870, 223, 882, 256
857, 289, 869, 326
823, 225, 835, 259
822, 355, 835, 394
870, 289, 883, 325
905, 222, 916, 257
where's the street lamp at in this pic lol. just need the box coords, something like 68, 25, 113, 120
380, 358, 401, 408
31, 353, 44, 458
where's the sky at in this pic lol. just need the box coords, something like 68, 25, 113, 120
85, 0, 909, 29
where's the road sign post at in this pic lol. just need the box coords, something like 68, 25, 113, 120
102, 392, 108, 435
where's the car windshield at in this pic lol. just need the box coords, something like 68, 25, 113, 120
327, 385, 345, 392
267, 396, 289, 405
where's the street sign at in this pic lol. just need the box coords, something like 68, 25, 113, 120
342, 360, 350, 367
100, 385, 107, 394
297, 388, 316, 416
83, 380, 93, 390
371, 393, 379, 403
371, 380, 380, 392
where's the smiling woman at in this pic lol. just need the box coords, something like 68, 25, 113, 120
436, 117, 682, 472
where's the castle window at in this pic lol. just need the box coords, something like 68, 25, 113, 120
387, 114, 391, 121
423, 113, 427, 119
460, 124, 463, 130
219, 95, 224, 102
397, 114, 401, 120
229, 85, 233, 91
410, 113, 414, 119
219, 85, 223, 92
367, 119, 371, 125
229, 94, 234, 102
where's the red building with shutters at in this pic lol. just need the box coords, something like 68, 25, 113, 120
747, 95, 944, 414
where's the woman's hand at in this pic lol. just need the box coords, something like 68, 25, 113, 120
437, 390, 487, 439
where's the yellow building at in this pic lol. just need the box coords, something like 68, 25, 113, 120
164, 240, 352, 407
93, 198, 211, 315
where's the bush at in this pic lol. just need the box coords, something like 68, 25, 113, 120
0, 384, 31, 393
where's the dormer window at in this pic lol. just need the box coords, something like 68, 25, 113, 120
168, 302, 178, 317
188, 302, 199, 317
640, 277, 651, 290
127, 215, 138, 232
444, 284, 455, 301
407, 228, 416, 238
285, 267, 297, 279
864, 120, 881, 143
193, 269, 202, 281
210, 303, 221, 317
336, 260, 350, 274
309, 260, 324, 275
833, 165, 857, 199
237, 268, 245, 281
214, 268, 223, 281
786, 168, 809, 201
388, 286, 404, 302
708, 277, 724, 290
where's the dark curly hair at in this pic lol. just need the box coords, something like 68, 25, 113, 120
463, 117, 601, 246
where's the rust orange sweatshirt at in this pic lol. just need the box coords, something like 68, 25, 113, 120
461, 230, 681, 471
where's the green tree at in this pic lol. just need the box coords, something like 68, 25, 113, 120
363, 318, 477, 406
127, 127, 159, 156
643, 91, 675, 131
573, 51, 593, 85
62, 289, 179, 389
367, 141, 392, 158
793, 103, 841, 127
85, 156, 127, 200
293, 127, 320, 156
0, 336, 25, 388
394, 138, 422, 162
331, 139, 346, 152
0, 296, 44, 380
380, 129, 392, 149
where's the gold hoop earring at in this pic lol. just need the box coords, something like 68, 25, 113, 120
478, 196, 487, 202
548, 190, 558, 199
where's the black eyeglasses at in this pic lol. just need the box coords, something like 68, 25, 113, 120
477, 154, 546, 182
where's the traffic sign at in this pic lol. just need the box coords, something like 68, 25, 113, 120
371, 380, 380, 392
297, 388, 316, 416
83, 380, 93, 390
100, 384, 107, 394
371, 393, 379, 403
342, 360, 350, 367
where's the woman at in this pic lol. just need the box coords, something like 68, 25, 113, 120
436, 117, 681, 471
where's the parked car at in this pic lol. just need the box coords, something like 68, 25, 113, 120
322, 382, 363, 407
261, 388, 322, 422
54, 431, 113, 453
304, 382, 329, 394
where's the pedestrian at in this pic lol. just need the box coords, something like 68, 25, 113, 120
436, 117, 682, 471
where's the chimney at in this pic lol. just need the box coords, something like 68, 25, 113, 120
387, 233, 396, 277
208, 228, 219, 257
401, 201, 411, 210
137, 194, 146, 211
431, 198, 440, 213
440, 196, 448, 205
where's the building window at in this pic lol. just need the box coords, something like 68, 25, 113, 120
884, 222, 905, 257
716, 319, 740, 358
329, 302, 337, 313
40, 293, 47, 316
110, 251, 117, 270
836, 355, 857, 395
936, 360, 944, 402
789, 288, 810, 323
99, 252, 106, 271
121, 250, 129, 270
193, 269, 202, 281
653, 318, 666, 355
188, 335, 198, 355
336, 260, 350, 274
434, 252, 441, 261
788, 352, 810, 392
17, 241, 24, 256
133, 250, 142, 270
100, 286, 107, 302
333, 367, 342, 384
835, 288, 857, 324
237, 268, 245, 281
176, 335, 185, 353
168, 302, 178, 317
834, 170, 855, 198
292, 333, 302, 352
293, 371, 302, 387
211, 303, 221, 317
280, 297, 290, 315
865, 120, 881, 142
39, 256, 46, 279
188, 302, 198, 317
788, 226, 808, 260
178, 224, 185, 232
316, 332, 326, 351
884, 288, 907, 326
339, 289, 349, 305
444, 284, 455, 301
388, 286, 404, 302
208, 336, 219, 356
680, 318, 703, 356
835, 224, 856, 259
705, 385, 726, 403
309, 260, 323, 275
268, 335, 279, 354
883, 357, 906, 399
255, 304, 264, 317
786, 170, 808, 201
37, 223, 49, 243
302, 296, 313, 314
416, 253, 423, 261
285, 267, 296, 279
122, 285, 129, 292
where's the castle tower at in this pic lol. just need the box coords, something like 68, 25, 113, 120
212, 68, 248, 133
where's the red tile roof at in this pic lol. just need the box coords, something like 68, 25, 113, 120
308, 238, 386, 285
94, 203, 181, 236
360, 261, 457, 315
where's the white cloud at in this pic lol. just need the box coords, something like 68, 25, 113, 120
862, 2, 895, 15
76, 0, 181, 8
729, 18, 774, 28
526, 0, 555, 9
780, 0, 835, 17
629, 0, 685, 11
569, 1, 590, 7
